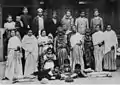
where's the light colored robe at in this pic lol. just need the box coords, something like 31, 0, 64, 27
104, 30, 118, 56
103, 30, 118, 70
75, 17, 89, 35
70, 33, 84, 71
22, 35, 38, 77
92, 31, 104, 72
5, 36, 23, 80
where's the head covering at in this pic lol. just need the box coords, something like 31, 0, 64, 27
37, 8, 43, 13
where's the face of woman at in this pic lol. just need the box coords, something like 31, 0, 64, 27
28, 30, 33, 36
11, 31, 15, 37
72, 26, 76, 32
41, 31, 46, 37
107, 25, 111, 31
7, 16, 12, 22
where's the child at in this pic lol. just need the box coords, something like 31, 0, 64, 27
43, 47, 56, 70
60, 59, 72, 79
38, 48, 56, 80
71, 64, 87, 78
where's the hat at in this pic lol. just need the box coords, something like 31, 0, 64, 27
37, 8, 43, 12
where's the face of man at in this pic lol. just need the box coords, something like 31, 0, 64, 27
52, 12, 57, 19
94, 11, 99, 17
66, 11, 71, 18
23, 8, 28, 14
80, 12, 85, 17
38, 12, 43, 16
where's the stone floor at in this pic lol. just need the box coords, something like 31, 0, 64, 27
0, 67, 120, 84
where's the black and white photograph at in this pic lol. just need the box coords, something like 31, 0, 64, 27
0, 0, 120, 84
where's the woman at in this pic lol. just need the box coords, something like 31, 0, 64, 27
92, 25, 104, 72
22, 30, 38, 77
5, 30, 23, 80
103, 25, 118, 71
38, 29, 49, 56
54, 27, 68, 66
70, 25, 85, 71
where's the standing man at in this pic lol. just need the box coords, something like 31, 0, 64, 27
91, 9, 104, 33
32, 8, 44, 37
61, 10, 74, 32
75, 11, 89, 35
20, 7, 32, 38
46, 11, 61, 38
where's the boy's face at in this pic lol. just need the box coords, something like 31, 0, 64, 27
55, 67, 59, 72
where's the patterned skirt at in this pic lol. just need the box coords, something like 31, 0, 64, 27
103, 49, 116, 71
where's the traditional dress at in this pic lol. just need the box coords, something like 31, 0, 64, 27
5, 36, 23, 80
38, 36, 49, 56
54, 33, 68, 66
75, 17, 89, 35
84, 32, 94, 69
91, 16, 103, 33
61, 15, 74, 31
43, 54, 56, 70
103, 30, 118, 70
70, 33, 84, 71
22, 35, 38, 77
92, 31, 104, 72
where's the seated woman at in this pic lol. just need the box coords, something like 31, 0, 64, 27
4, 30, 23, 81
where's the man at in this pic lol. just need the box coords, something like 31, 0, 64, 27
20, 7, 32, 38
46, 11, 61, 37
70, 25, 85, 71
103, 24, 118, 71
32, 8, 44, 37
61, 10, 74, 32
75, 11, 89, 35
91, 9, 104, 33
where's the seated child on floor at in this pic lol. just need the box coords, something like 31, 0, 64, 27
60, 59, 72, 79
71, 64, 88, 78
38, 48, 56, 80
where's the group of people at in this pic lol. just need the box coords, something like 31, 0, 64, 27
2, 7, 118, 82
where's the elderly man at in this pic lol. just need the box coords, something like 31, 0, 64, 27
75, 11, 89, 35
32, 8, 44, 37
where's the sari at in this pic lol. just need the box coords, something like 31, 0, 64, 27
5, 36, 23, 80
22, 35, 38, 77
92, 31, 104, 72
103, 30, 118, 70
70, 33, 84, 71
